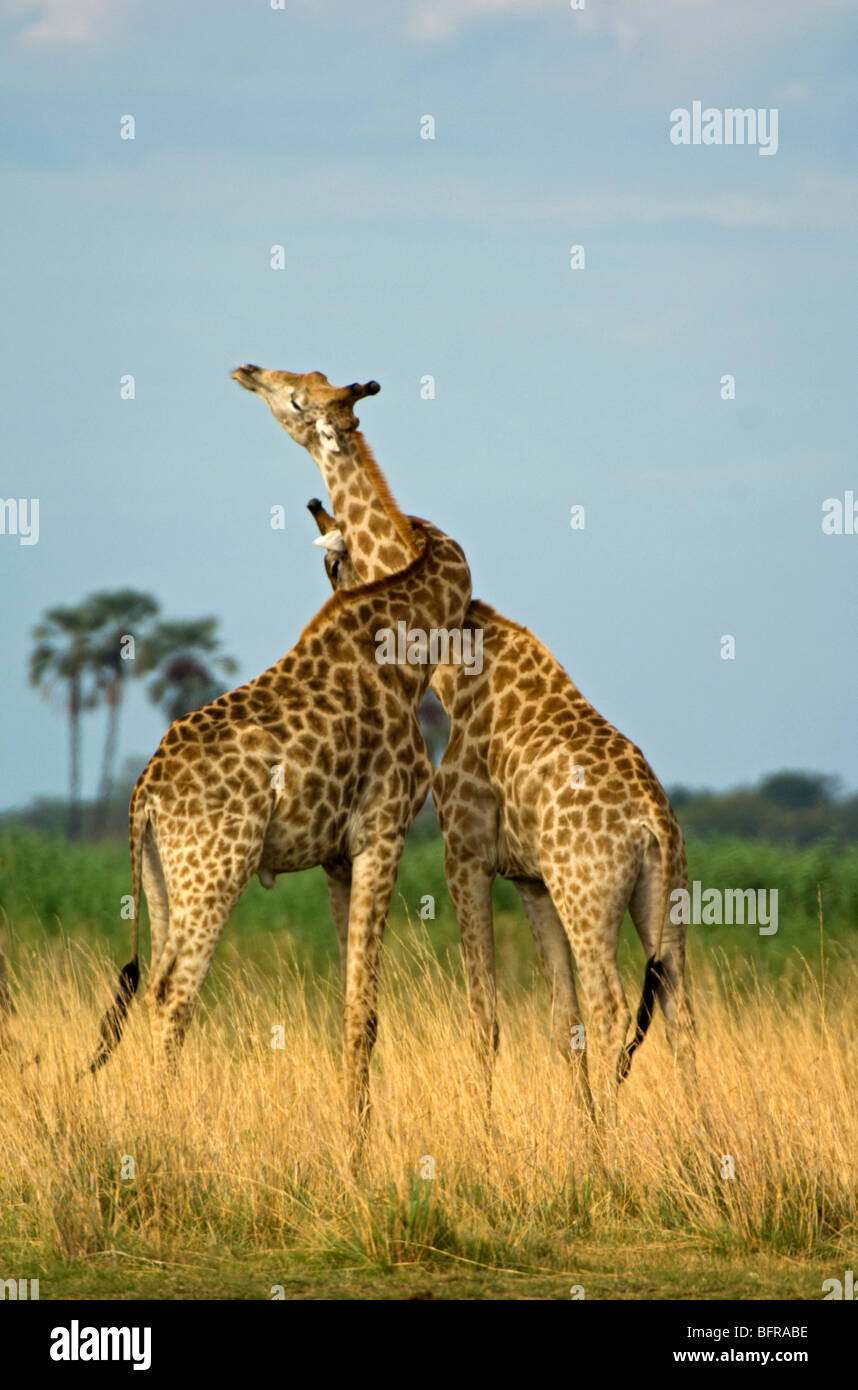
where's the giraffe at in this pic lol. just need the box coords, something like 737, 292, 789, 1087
309, 503, 695, 1125
231, 367, 418, 583
91, 370, 472, 1156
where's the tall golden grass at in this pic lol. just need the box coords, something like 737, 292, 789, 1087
0, 927, 856, 1292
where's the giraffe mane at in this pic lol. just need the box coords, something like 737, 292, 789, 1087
298, 520, 432, 643
467, 598, 567, 670
352, 432, 419, 555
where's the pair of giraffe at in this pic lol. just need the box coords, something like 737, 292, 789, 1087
92, 365, 694, 1143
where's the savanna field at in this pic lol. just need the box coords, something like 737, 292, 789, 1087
0, 828, 856, 1300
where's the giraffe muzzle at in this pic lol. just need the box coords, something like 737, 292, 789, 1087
231, 365, 261, 390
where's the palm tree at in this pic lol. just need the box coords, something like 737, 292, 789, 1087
88, 589, 159, 832
139, 618, 238, 725
29, 603, 102, 838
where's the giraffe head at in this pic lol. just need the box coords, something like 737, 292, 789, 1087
307, 497, 361, 589
232, 365, 380, 453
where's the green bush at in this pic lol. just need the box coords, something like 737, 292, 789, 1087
0, 829, 854, 988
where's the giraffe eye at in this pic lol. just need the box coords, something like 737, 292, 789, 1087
330, 558, 341, 580
290, 395, 304, 413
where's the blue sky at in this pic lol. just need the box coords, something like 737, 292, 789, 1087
1, 0, 857, 810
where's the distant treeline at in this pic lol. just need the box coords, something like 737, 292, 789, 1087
668, 772, 856, 847
1, 769, 853, 847
0, 756, 149, 842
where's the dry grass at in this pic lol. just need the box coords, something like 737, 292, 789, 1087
0, 929, 856, 1298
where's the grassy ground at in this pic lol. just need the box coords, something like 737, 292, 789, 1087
0, 830, 856, 1300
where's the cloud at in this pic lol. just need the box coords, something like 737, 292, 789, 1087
407, 0, 546, 40
297, 0, 855, 48
429, 174, 858, 234
6, 151, 853, 238
6, 0, 855, 69
269, 161, 858, 234
5, 0, 119, 47
288, 0, 550, 40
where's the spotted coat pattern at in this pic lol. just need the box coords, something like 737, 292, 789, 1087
95, 370, 471, 1154
312, 506, 695, 1122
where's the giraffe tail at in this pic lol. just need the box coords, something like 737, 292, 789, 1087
89, 785, 145, 1073
617, 956, 664, 1082
617, 822, 673, 1083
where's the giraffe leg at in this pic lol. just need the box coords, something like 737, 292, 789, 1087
628, 835, 696, 1092
542, 870, 630, 1129
142, 825, 170, 972
324, 861, 351, 996
574, 951, 629, 1130
145, 928, 222, 1071
514, 880, 593, 1119
655, 935, 696, 1093
144, 847, 258, 1071
342, 838, 404, 1161
446, 859, 498, 1118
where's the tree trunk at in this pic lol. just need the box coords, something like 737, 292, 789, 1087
67, 676, 82, 840
94, 675, 121, 834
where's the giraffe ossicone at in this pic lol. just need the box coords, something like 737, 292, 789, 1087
232, 366, 419, 584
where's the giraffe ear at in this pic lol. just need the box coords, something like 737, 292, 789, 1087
313, 529, 347, 554
314, 417, 340, 452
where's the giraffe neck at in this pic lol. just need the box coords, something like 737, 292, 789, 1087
429, 602, 574, 715
429, 623, 489, 713
309, 430, 420, 583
